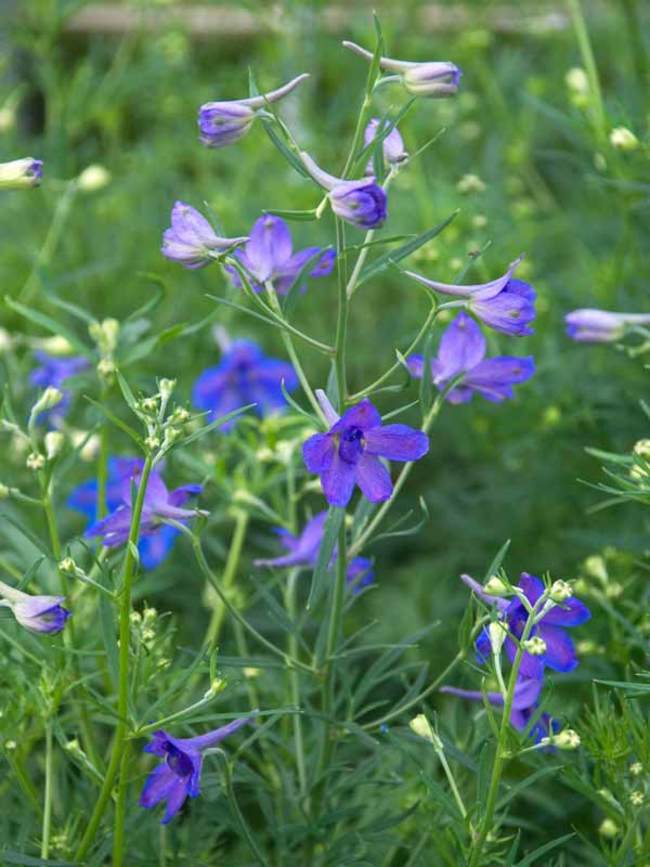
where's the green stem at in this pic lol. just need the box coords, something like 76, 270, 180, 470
40, 722, 53, 859
334, 219, 349, 409
341, 96, 372, 178
112, 742, 132, 867
203, 510, 249, 652
75, 454, 153, 863
217, 752, 270, 866
285, 569, 308, 803
566, 0, 607, 141
345, 169, 397, 301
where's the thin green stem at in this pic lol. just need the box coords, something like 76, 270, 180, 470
334, 219, 349, 409
566, 0, 607, 141
40, 722, 53, 859
217, 752, 270, 866
285, 569, 308, 803
345, 169, 397, 301
341, 96, 372, 178
203, 510, 249, 652
112, 741, 132, 867
75, 454, 153, 863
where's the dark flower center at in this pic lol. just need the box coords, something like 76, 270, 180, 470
338, 426, 365, 464
165, 744, 194, 779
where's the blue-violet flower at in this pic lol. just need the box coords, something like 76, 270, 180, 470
300, 152, 387, 229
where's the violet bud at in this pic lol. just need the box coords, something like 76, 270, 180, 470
0, 579, 70, 635
565, 309, 650, 343
0, 157, 43, 189
162, 201, 247, 269
343, 41, 461, 99
364, 118, 408, 174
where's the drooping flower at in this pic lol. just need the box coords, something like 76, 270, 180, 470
254, 510, 375, 592
407, 312, 534, 404
0, 579, 70, 634
0, 157, 43, 189
198, 73, 309, 148
565, 309, 650, 343
225, 214, 335, 295
303, 392, 429, 508
68, 458, 195, 570
140, 717, 251, 824
343, 41, 461, 98
404, 258, 536, 336
192, 339, 298, 430
299, 152, 387, 229
363, 118, 407, 174
161, 201, 247, 269
85, 463, 204, 552
30, 351, 90, 425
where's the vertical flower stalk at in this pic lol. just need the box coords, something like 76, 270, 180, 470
202, 509, 250, 652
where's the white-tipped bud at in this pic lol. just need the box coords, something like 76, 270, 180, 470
609, 126, 639, 152
144, 435, 160, 451
97, 358, 116, 379
456, 173, 486, 194
598, 818, 619, 838
630, 791, 644, 806
243, 667, 260, 680
583, 555, 608, 583
409, 714, 439, 747
140, 397, 158, 413
32, 335, 74, 356
59, 557, 78, 575
77, 164, 110, 192
633, 439, 650, 459
483, 575, 510, 596
0, 157, 43, 189
89, 318, 119, 355
549, 579, 573, 603
45, 431, 64, 460
522, 636, 547, 656
0, 327, 14, 354
565, 67, 589, 94
159, 378, 176, 401
33, 387, 64, 416
26, 452, 45, 471
488, 621, 508, 655
551, 729, 581, 750
630, 761, 643, 777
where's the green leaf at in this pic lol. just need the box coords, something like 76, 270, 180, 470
516, 832, 576, 866
5, 296, 90, 356
180, 404, 256, 446
115, 369, 141, 417
307, 506, 345, 610
266, 208, 318, 222
85, 397, 143, 447
260, 116, 310, 178
483, 539, 511, 582
42, 289, 96, 325
98, 592, 119, 690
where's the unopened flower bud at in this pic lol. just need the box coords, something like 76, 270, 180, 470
522, 636, 547, 656
409, 713, 437, 745
0, 483, 11, 499
141, 397, 158, 413
89, 318, 119, 355
403, 63, 462, 97
0, 157, 43, 189
634, 439, 650, 459
488, 621, 507, 655
159, 378, 176, 401
204, 677, 227, 699
243, 667, 260, 680
549, 580, 573, 603
0, 327, 14, 353
609, 126, 639, 152
145, 435, 160, 451
552, 729, 581, 750
630, 762, 643, 776
457, 173, 486, 194
630, 791, 644, 806
33, 387, 64, 416
77, 164, 110, 192
583, 555, 607, 583
599, 818, 619, 838
26, 452, 45, 471
59, 557, 78, 575
171, 407, 190, 424
97, 358, 116, 379
483, 575, 509, 596
45, 431, 64, 460
566, 67, 589, 95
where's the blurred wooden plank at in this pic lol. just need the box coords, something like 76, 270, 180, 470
63, 3, 570, 38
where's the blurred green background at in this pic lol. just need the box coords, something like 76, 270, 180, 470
1, 0, 649, 687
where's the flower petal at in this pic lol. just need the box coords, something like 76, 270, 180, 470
245, 214, 292, 281
321, 450, 357, 507
436, 312, 486, 380
139, 764, 177, 809
542, 597, 591, 627
364, 424, 429, 461
355, 454, 393, 502
303, 433, 335, 473
537, 624, 579, 672
332, 399, 382, 434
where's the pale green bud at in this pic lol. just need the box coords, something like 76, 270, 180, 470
456, 173, 486, 194
483, 575, 509, 596
409, 714, 438, 745
26, 452, 45, 471
609, 126, 639, 151
549, 579, 573, 603
45, 431, 64, 460
599, 818, 619, 838
0, 157, 43, 189
552, 729, 581, 750
33, 387, 64, 415
630, 791, 644, 806
77, 164, 110, 192
630, 762, 643, 777
522, 636, 547, 656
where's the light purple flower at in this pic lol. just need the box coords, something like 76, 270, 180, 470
140, 717, 251, 824
407, 312, 534, 404
86, 465, 204, 549
0, 157, 43, 189
198, 74, 309, 149
162, 201, 247, 269
404, 258, 536, 336
0, 580, 70, 634
302, 392, 429, 508
300, 152, 387, 230
343, 41, 461, 98
565, 309, 650, 343
364, 118, 407, 174
226, 214, 335, 295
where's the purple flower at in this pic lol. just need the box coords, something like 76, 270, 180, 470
254, 510, 375, 591
364, 118, 408, 174
30, 351, 89, 425
198, 74, 309, 149
299, 152, 388, 230
404, 258, 536, 336
161, 201, 247, 269
0, 580, 70, 634
0, 157, 43, 189
303, 393, 429, 508
343, 41, 461, 98
226, 214, 335, 295
85, 464, 204, 551
192, 339, 298, 430
68, 458, 193, 570
407, 312, 534, 404
140, 717, 251, 824
466, 572, 591, 679
565, 309, 650, 343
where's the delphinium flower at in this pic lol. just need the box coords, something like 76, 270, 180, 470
0, 579, 70, 634
161, 201, 248, 269
192, 339, 298, 430
68, 457, 196, 570
30, 351, 90, 425
302, 391, 429, 507
565, 308, 650, 343
363, 118, 408, 174
198, 73, 309, 149
85, 463, 204, 552
0, 157, 43, 189
225, 213, 335, 295
404, 258, 536, 336
407, 312, 535, 404
343, 41, 461, 98
254, 510, 375, 592
299, 152, 387, 229
140, 717, 251, 824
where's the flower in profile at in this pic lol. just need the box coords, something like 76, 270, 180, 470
254, 510, 375, 591
226, 214, 335, 295
0, 157, 43, 189
343, 41, 461, 98
0, 579, 70, 634
199, 73, 309, 148
364, 118, 407, 174
140, 717, 251, 824
299, 152, 387, 229
162, 201, 247, 269
30, 351, 89, 425
68, 458, 195, 570
192, 339, 298, 430
303, 391, 429, 507
565, 309, 650, 343
84, 463, 204, 552
407, 313, 534, 404
404, 258, 536, 336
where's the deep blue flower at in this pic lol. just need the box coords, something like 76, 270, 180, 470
161, 201, 247, 269
407, 312, 534, 404
192, 339, 298, 430
30, 351, 89, 425
404, 258, 536, 336
140, 717, 251, 824
254, 510, 375, 592
303, 393, 429, 508
565, 308, 650, 343
0, 579, 70, 634
226, 214, 335, 295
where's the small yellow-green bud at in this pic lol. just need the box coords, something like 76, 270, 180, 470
409, 714, 435, 743
609, 126, 639, 151
552, 729, 581, 750
634, 439, 650, 459
522, 636, 547, 656
549, 579, 573, 603
65, 738, 81, 753
159, 378, 176, 401
243, 667, 261, 680
33, 386, 64, 415
456, 173, 486, 194
204, 677, 227, 699
59, 557, 77, 575
583, 555, 608, 583
26, 452, 45, 471
630, 791, 644, 806
144, 435, 160, 451
471, 213, 488, 229
97, 358, 116, 379
140, 397, 158, 413
483, 575, 509, 596
0, 483, 11, 499
4, 740, 17, 751
488, 621, 508, 654
630, 761, 643, 776
565, 67, 589, 94
598, 818, 619, 838
605, 582, 623, 599
129, 611, 142, 625
77, 164, 110, 192
0, 327, 14, 353
34, 335, 74, 356
45, 430, 64, 460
